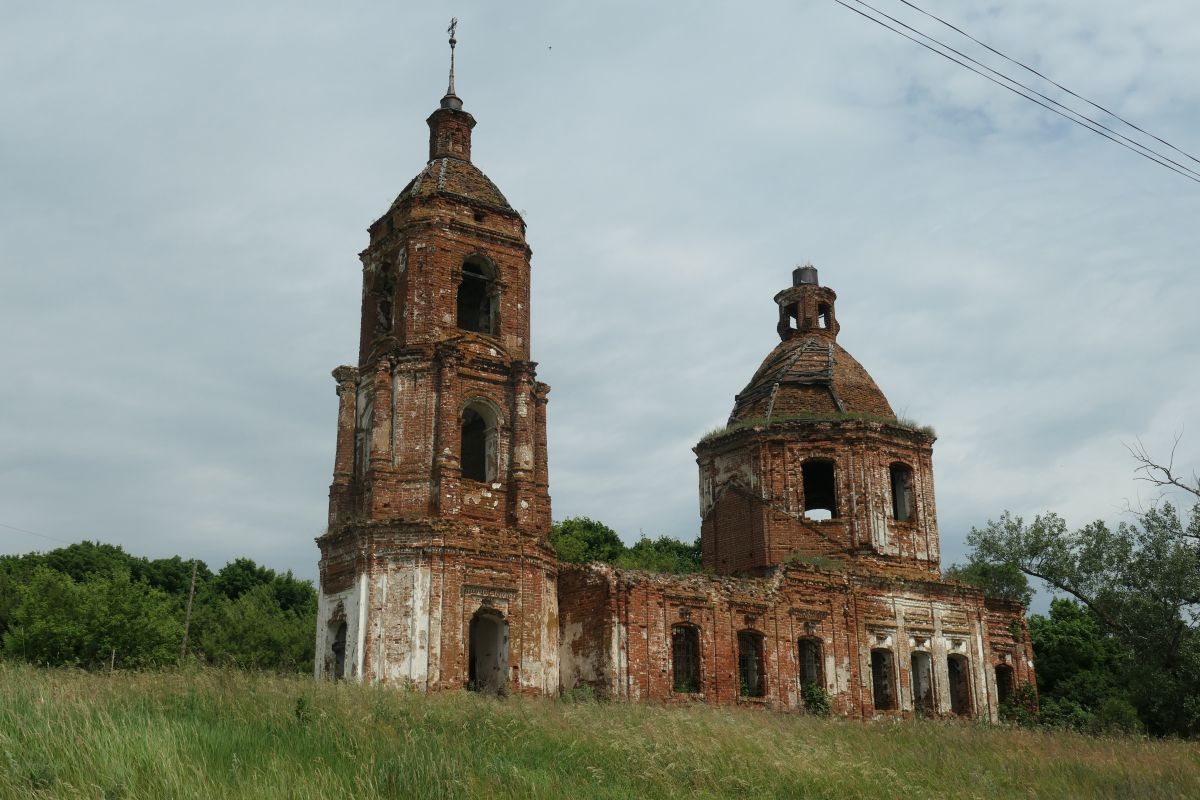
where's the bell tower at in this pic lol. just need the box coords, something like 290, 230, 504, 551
316, 23, 558, 695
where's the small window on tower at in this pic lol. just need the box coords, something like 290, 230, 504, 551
890, 463, 915, 522
802, 459, 838, 520
457, 257, 498, 335
817, 303, 831, 330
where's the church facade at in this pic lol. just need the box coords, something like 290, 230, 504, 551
314, 73, 1035, 720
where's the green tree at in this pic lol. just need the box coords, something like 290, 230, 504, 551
2, 566, 182, 668
549, 517, 625, 564
966, 492, 1200, 736
944, 558, 1033, 605
1028, 599, 1141, 734
193, 583, 315, 670
212, 557, 276, 601
614, 536, 702, 574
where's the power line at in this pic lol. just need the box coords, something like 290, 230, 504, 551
845, 0, 1200, 182
896, 0, 1200, 168
832, 0, 1200, 185
0, 520, 75, 546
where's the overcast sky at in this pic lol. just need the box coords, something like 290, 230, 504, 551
3, 1, 1198, 608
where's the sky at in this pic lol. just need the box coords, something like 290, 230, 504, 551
3, 1, 1198, 609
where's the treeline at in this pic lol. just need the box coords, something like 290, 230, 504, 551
0, 542, 315, 671
549, 517, 701, 574
952, 499, 1200, 739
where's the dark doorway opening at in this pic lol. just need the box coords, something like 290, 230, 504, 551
468, 609, 508, 695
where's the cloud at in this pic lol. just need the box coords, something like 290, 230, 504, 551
2, 1, 1198, 604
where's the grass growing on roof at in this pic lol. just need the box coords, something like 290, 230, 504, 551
699, 411, 936, 444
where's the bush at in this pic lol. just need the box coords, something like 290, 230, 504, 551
999, 682, 1039, 726
801, 681, 831, 715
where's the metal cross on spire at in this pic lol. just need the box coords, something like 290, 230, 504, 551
446, 17, 458, 97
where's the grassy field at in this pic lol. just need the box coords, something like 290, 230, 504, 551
0, 663, 1197, 799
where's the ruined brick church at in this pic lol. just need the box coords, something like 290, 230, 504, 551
315, 47, 1035, 720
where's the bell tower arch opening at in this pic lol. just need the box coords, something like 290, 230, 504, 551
457, 256, 497, 335
460, 400, 500, 483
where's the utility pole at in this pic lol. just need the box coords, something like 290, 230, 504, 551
180, 559, 198, 661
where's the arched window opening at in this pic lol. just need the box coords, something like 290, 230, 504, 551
330, 621, 347, 680
802, 459, 838, 520
947, 655, 972, 715
910, 651, 933, 713
671, 624, 701, 694
817, 303, 831, 330
890, 463, 915, 522
468, 609, 509, 694
788, 303, 800, 330
995, 664, 1015, 705
798, 638, 823, 689
737, 631, 766, 698
460, 403, 499, 483
871, 649, 896, 710
457, 258, 497, 334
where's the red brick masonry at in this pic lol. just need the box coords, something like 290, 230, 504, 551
315, 90, 1035, 721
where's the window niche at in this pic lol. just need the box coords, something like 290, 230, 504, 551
910, 651, 934, 712
798, 637, 823, 689
947, 655, 972, 715
890, 462, 915, 522
456, 257, 498, 335
802, 459, 838, 520
330, 621, 347, 680
671, 624, 701, 694
737, 630, 766, 698
460, 402, 499, 483
353, 384, 373, 479
995, 664, 1015, 706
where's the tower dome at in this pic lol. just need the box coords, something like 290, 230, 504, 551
728, 265, 893, 424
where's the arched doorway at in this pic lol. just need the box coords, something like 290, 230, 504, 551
468, 609, 509, 695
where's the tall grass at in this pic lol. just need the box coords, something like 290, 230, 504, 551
0, 663, 1196, 799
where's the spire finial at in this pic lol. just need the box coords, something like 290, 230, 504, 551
440, 18, 463, 110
